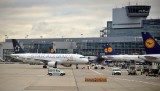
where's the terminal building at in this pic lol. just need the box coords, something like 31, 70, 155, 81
1, 4, 160, 61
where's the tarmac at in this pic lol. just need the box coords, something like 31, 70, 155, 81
0, 63, 160, 91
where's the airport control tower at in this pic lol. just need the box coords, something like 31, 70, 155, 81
112, 5, 150, 29
100, 4, 158, 37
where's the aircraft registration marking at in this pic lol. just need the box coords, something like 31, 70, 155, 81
30, 54, 72, 59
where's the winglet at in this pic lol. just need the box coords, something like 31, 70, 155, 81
102, 43, 118, 55
141, 32, 160, 54
12, 39, 25, 53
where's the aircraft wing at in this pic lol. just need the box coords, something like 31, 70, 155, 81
143, 56, 158, 60
34, 58, 62, 64
34, 58, 51, 63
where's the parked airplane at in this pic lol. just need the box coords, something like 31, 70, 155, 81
11, 39, 89, 68
138, 32, 160, 63
102, 43, 144, 62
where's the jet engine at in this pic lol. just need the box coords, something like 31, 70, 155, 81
48, 61, 57, 68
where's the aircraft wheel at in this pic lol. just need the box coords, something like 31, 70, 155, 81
95, 67, 98, 69
49, 73, 52, 76
43, 65, 47, 68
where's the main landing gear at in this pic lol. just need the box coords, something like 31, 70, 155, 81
76, 64, 78, 69
43, 65, 47, 68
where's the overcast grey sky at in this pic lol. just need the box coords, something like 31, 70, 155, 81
0, 0, 160, 42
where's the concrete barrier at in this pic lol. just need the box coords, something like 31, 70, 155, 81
85, 77, 107, 82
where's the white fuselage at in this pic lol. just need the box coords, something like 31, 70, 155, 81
102, 55, 144, 62
11, 53, 89, 64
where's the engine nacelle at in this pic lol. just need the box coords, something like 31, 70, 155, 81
48, 61, 57, 67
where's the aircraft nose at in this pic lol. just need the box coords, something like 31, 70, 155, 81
84, 58, 89, 63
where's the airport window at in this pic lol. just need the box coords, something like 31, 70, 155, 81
56, 49, 68, 53
3, 49, 14, 61
127, 6, 150, 13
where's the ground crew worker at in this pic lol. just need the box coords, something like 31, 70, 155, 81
141, 68, 143, 75
87, 65, 90, 70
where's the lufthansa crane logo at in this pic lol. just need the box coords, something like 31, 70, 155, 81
14, 45, 20, 52
50, 49, 55, 53
107, 47, 113, 53
104, 47, 113, 53
145, 38, 155, 48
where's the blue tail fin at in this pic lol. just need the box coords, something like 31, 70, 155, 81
141, 32, 160, 54
102, 43, 118, 55
12, 39, 25, 54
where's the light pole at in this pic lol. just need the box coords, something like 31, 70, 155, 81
25, 35, 28, 39
81, 34, 83, 38
5, 35, 8, 39
40, 36, 43, 39
0, 34, 4, 42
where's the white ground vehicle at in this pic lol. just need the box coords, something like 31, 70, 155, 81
93, 65, 105, 69
48, 68, 65, 76
112, 68, 121, 75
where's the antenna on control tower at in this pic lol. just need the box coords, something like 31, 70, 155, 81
128, 2, 130, 6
